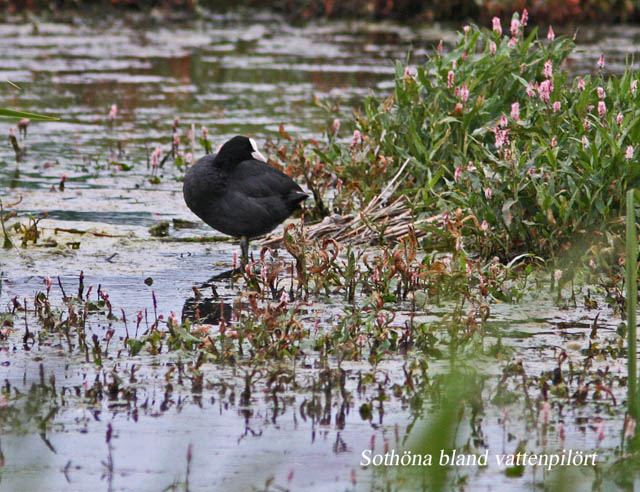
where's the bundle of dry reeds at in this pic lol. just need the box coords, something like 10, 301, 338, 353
261, 159, 443, 246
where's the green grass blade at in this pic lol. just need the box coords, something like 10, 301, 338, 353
0, 108, 59, 121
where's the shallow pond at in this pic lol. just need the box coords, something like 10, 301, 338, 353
1, 10, 640, 492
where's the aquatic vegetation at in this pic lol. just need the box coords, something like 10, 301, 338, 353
269, 15, 640, 263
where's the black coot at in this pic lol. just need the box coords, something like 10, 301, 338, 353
183, 135, 308, 262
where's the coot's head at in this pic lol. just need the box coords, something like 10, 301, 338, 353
216, 135, 267, 167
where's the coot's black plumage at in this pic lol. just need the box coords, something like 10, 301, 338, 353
183, 135, 308, 262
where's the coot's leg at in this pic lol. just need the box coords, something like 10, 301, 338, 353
240, 236, 249, 265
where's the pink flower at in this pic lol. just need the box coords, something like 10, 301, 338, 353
330, 118, 341, 135
521, 9, 528, 27
459, 83, 469, 103
632, 79, 638, 96
598, 100, 606, 117
173, 133, 180, 147
447, 70, 454, 89
537, 80, 552, 104
185, 152, 193, 164
480, 220, 488, 231
463, 25, 470, 34
484, 187, 492, 200
626, 145, 634, 160
551, 136, 557, 148
617, 112, 623, 125
437, 40, 443, 53
547, 26, 555, 41
108, 104, 117, 121
510, 18, 519, 38
543, 60, 553, 79
467, 161, 476, 172
584, 117, 591, 131
489, 41, 497, 55
527, 165, 536, 176
597, 86, 605, 99
526, 81, 537, 98
351, 130, 362, 149
492, 17, 502, 36
493, 126, 510, 148
507, 37, 517, 47
499, 115, 508, 127
510, 102, 520, 121
597, 54, 605, 69
554, 269, 562, 281
403, 66, 413, 79
552, 101, 561, 113
582, 136, 588, 148
454, 164, 463, 183
578, 77, 585, 91
151, 145, 162, 168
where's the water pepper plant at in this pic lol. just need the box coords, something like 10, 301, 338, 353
297, 12, 640, 261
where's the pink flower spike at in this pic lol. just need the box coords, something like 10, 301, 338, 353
617, 112, 623, 125
510, 18, 519, 38
598, 100, 606, 117
460, 83, 469, 103
467, 161, 476, 172
454, 164, 463, 183
484, 187, 492, 200
547, 26, 555, 41
437, 40, 443, 53
552, 101, 561, 113
597, 87, 606, 99
626, 145, 634, 160
489, 41, 497, 55
480, 220, 488, 231
584, 117, 591, 131
521, 9, 528, 27
543, 60, 553, 79
461, 51, 467, 62
578, 77, 585, 91
492, 17, 502, 36
582, 136, 588, 148
351, 130, 362, 149
551, 136, 557, 148
554, 269, 562, 281
331, 118, 340, 135
526, 81, 536, 98
537, 80, 552, 104
447, 70, 454, 89
597, 54, 605, 69
463, 25, 470, 34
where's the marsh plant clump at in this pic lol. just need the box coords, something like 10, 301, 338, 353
268, 13, 640, 267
